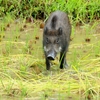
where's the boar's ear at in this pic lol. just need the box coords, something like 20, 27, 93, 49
44, 27, 48, 35
58, 27, 62, 35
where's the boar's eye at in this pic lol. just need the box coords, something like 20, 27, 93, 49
55, 38, 60, 44
46, 38, 50, 43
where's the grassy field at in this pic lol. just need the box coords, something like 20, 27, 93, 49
0, 16, 100, 100
0, 0, 100, 100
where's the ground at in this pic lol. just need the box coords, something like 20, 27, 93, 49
0, 19, 100, 100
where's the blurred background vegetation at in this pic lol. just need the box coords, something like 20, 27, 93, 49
0, 0, 100, 23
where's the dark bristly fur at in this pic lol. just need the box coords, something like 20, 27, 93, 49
51, 15, 57, 29
43, 10, 71, 70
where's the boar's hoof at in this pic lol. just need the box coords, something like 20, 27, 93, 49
64, 63, 69, 69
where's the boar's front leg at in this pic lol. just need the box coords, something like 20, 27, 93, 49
59, 51, 68, 69
45, 57, 50, 70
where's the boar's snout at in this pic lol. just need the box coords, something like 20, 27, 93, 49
47, 54, 55, 60
47, 50, 56, 60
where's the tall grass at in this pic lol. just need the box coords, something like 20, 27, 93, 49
0, 0, 100, 23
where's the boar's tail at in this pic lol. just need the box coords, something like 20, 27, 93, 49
51, 15, 57, 29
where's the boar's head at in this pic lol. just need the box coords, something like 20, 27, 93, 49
43, 27, 63, 60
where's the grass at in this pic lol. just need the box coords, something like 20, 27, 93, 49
0, 0, 100, 23
0, 0, 100, 99
0, 16, 100, 100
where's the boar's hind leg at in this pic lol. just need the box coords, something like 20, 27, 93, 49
59, 52, 68, 69
46, 58, 50, 70
64, 59, 68, 68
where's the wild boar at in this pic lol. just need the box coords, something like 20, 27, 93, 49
43, 10, 71, 70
